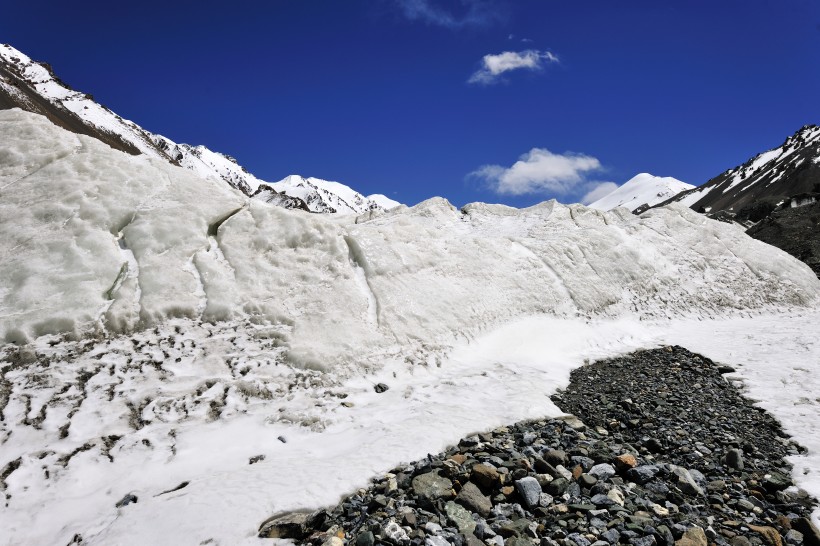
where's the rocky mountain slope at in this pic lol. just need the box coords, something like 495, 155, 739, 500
747, 200, 820, 278
655, 125, 820, 215
587, 173, 694, 212
0, 43, 397, 214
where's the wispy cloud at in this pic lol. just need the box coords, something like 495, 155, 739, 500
468, 49, 558, 85
392, 0, 500, 29
468, 148, 610, 197
581, 182, 619, 204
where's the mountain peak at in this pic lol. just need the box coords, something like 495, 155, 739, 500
587, 173, 694, 212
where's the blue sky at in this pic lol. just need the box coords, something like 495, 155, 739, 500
3, 0, 820, 207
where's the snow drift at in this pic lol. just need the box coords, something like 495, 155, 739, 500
2, 109, 819, 365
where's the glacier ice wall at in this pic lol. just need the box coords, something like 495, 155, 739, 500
1, 109, 819, 368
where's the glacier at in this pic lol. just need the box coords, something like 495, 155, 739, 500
2, 109, 818, 353
2, 108, 820, 545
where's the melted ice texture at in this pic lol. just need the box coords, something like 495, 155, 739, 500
1, 109, 820, 544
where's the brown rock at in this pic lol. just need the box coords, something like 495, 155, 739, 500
501, 486, 514, 496
748, 525, 783, 546
471, 463, 500, 489
675, 526, 707, 546
614, 454, 638, 471
449, 454, 468, 465
571, 465, 583, 480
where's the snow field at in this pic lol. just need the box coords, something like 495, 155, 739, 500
3, 312, 820, 545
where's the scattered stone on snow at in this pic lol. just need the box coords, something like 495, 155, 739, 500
257, 346, 817, 546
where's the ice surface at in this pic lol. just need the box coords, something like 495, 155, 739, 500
2, 109, 820, 545
588, 172, 694, 211
2, 109, 819, 352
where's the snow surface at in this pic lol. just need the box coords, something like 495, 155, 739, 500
2, 109, 820, 545
588, 173, 694, 212
2, 312, 820, 546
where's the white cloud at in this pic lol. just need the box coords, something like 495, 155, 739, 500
393, 0, 499, 29
468, 49, 558, 85
581, 182, 619, 205
469, 148, 607, 196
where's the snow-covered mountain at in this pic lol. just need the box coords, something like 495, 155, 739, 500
0, 43, 398, 214
2, 109, 820, 546
655, 124, 820, 214
269, 175, 400, 214
587, 173, 694, 212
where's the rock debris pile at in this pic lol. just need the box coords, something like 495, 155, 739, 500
258, 346, 819, 546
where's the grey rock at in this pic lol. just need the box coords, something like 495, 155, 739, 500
356, 532, 376, 546
544, 449, 568, 466
456, 481, 492, 516
382, 520, 409, 543
258, 511, 318, 539
424, 522, 443, 535
556, 414, 587, 431
589, 463, 616, 481
590, 493, 617, 507
628, 465, 660, 484
412, 471, 453, 502
545, 477, 569, 496
374, 383, 389, 393
579, 473, 598, 487
515, 476, 542, 508
671, 467, 704, 496
784, 530, 804, 545
737, 498, 755, 511
115, 493, 138, 508
568, 532, 592, 546
445, 501, 477, 535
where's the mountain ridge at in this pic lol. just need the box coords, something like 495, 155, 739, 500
0, 43, 399, 215
650, 124, 820, 215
